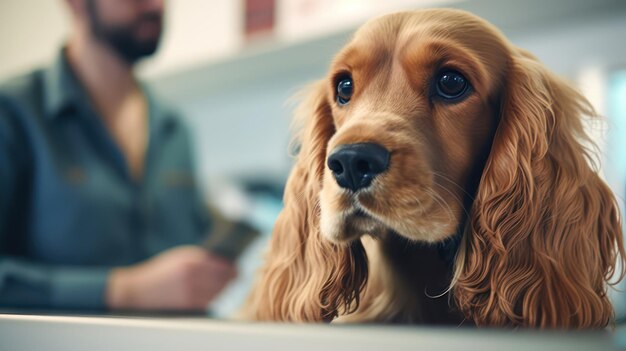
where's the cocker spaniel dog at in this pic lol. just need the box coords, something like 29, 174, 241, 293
245, 9, 625, 328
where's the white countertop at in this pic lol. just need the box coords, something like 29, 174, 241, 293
0, 313, 621, 351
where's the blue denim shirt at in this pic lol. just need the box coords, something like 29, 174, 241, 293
0, 51, 210, 310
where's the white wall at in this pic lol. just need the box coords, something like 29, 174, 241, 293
139, 0, 243, 77
0, 0, 243, 81
0, 1, 68, 81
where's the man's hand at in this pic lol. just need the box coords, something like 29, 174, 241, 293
106, 245, 237, 311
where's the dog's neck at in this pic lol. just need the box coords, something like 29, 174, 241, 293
437, 230, 463, 267
342, 232, 464, 324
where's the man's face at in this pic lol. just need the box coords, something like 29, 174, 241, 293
86, 0, 164, 64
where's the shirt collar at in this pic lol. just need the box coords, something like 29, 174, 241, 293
143, 83, 178, 136
42, 48, 86, 120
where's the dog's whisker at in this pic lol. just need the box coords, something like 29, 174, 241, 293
431, 183, 472, 220
424, 188, 455, 223
431, 171, 475, 200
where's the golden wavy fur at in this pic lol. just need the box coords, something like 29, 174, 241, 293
245, 9, 626, 328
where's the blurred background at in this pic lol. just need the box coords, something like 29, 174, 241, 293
1, 0, 625, 318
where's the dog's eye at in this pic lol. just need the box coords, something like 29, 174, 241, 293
436, 71, 469, 101
336, 77, 354, 105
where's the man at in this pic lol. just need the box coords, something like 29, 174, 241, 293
0, 0, 236, 311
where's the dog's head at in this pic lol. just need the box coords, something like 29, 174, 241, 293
248, 9, 625, 328
318, 10, 506, 244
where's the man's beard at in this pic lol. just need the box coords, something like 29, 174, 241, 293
86, 0, 163, 64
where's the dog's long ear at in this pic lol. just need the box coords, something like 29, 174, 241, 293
245, 82, 367, 322
453, 50, 626, 328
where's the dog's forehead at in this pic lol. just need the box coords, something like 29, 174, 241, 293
347, 9, 509, 61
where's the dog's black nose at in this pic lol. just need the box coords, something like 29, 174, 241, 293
327, 143, 390, 191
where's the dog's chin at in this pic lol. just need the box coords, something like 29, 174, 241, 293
320, 208, 386, 244
320, 206, 458, 245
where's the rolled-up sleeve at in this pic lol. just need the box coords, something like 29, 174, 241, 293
0, 259, 110, 309
49, 265, 110, 309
